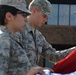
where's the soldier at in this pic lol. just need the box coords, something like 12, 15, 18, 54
14, 0, 76, 74
15, 0, 76, 66
0, 0, 32, 75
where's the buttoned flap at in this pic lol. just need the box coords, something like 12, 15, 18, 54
36, 33, 44, 50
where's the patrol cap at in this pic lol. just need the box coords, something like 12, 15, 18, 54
30, 0, 52, 16
0, 0, 31, 14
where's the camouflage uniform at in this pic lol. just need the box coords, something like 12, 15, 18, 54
16, 22, 76, 66
0, 0, 31, 75
16, 0, 76, 66
0, 0, 31, 14
0, 26, 31, 75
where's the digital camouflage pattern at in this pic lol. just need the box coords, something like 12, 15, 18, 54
0, 26, 31, 75
0, 0, 31, 14
15, 22, 76, 66
29, 0, 52, 16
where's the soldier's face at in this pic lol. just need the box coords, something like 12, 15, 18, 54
32, 10, 48, 28
5, 11, 28, 33
13, 11, 28, 32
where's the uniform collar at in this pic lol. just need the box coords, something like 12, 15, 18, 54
26, 22, 35, 34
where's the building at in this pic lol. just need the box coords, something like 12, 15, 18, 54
48, 0, 76, 26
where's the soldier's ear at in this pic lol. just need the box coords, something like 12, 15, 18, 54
5, 12, 13, 21
31, 7, 37, 14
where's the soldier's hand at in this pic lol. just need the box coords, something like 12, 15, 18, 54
26, 67, 44, 75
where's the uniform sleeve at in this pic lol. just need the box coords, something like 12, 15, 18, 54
0, 37, 10, 75
40, 33, 76, 62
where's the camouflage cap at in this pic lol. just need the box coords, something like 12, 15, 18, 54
0, 0, 31, 14
31, 0, 52, 16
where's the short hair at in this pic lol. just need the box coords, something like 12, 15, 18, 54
28, 1, 42, 12
0, 5, 19, 25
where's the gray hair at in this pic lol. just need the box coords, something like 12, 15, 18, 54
28, 1, 41, 11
